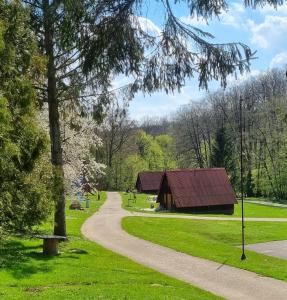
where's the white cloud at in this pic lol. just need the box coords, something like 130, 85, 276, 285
220, 13, 238, 27
270, 52, 287, 68
259, 3, 287, 15
129, 85, 204, 120
136, 16, 162, 36
232, 2, 245, 13
180, 2, 246, 29
112, 75, 132, 89
180, 16, 208, 26
248, 15, 287, 49
227, 69, 261, 85
220, 2, 245, 28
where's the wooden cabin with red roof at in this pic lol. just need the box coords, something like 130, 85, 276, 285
135, 171, 164, 194
157, 168, 237, 214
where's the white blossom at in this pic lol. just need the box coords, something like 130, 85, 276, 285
38, 106, 106, 198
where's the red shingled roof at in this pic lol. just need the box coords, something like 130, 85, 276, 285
136, 171, 164, 193
161, 168, 236, 208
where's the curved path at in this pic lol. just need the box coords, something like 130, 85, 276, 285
82, 192, 287, 300
134, 212, 287, 222
245, 200, 287, 208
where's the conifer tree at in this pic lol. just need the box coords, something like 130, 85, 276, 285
0, 1, 51, 232
245, 169, 255, 197
211, 125, 237, 186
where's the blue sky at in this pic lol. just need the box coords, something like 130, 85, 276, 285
123, 1, 287, 121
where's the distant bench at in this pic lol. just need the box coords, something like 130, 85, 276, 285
35, 235, 67, 255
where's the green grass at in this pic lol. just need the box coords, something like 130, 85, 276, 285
123, 217, 287, 282
0, 193, 220, 300
121, 192, 287, 218
177, 202, 287, 218
121, 192, 159, 212
213, 201, 287, 218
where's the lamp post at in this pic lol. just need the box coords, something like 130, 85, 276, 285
240, 95, 246, 260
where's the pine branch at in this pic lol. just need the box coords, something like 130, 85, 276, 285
244, 0, 283, 8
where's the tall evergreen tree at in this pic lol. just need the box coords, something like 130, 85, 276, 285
22, 0, 282, 235
211, 125, 237, 186
0, 1, 52, 233
245, 169, 254, 197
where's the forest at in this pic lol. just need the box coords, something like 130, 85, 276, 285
98, 68, 287, 202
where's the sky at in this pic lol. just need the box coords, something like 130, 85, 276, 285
119, 1, 287, 121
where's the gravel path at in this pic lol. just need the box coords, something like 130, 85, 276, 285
81, 192, 287, 300
245, 200, 287, 208
246, 240, 287, 260
132, 212, 287, 222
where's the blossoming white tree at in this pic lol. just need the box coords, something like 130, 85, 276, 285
40, 107, 106, 200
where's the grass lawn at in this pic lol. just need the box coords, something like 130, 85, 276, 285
121, 192, 287, 218
0, 193, 220, 300
215, 201, 287, 218
123, 217, 287, 282
121, 192, 159, 212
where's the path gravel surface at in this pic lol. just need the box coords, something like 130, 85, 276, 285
81, 192, 287, 300
246, 240, 287, 260
133, 212, 287, 222
245, 200, 287, 208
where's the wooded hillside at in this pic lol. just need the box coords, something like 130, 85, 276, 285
98, 68, 287, 202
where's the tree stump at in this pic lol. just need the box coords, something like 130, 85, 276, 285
36, 235, 67, 255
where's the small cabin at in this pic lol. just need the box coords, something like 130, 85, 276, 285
157, 168, 237, 214
135, 171, 164, 194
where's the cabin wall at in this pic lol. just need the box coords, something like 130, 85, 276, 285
161, 192, 173, 209
135, 177, 141, 192
176, 204, 235, 215
158, 176, 174, 209
161, 198, 234, 214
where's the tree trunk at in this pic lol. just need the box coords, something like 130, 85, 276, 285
43, 1, 66, 236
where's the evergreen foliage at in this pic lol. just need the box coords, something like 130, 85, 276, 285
0, 1, 52, 233
210, 125, 237, 185
245, 169, 255, 197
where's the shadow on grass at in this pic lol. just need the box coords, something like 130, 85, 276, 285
0, 238, 90, 280
0, 239, 55, 279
